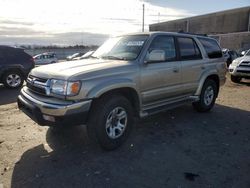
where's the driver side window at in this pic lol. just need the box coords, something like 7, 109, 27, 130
147, 35, 176, 62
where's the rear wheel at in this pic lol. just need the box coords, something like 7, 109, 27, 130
87, 95, 134, 150
231, 75, 241, 83
3, 70, 24, 88
193, 79, 217, 112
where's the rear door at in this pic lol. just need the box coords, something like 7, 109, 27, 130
177, 37, 204, 95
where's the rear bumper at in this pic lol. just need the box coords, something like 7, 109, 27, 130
17, 89, 92, 126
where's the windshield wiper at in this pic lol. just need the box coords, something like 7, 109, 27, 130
101, 55, 127, 60
89, 55, 98, 59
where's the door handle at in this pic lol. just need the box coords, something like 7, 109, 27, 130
173, 67, 179, 73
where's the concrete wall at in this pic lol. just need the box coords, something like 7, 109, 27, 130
210, 32, 250, 50
149, 6, 250, 34
149, 6, 250, 50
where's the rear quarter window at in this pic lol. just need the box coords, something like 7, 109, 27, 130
198, 37, 222, 59
17, 50, 31, 59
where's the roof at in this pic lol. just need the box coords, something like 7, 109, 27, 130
120, 31, 212, 39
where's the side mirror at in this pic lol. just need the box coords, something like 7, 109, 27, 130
145, 49, 165, 63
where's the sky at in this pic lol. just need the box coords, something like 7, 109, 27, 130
0, 0, 249, 46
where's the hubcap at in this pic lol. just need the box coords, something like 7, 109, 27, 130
105, 107, 127, 139
204, 86, 214, 106
6, 74, 21, 87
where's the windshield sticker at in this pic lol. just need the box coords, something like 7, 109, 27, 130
126, 41, 144, 46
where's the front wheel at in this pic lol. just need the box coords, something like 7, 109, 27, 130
193, 79, 217, 112
87, 95, 134, 150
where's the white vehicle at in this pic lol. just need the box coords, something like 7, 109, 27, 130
66, 52, 83, 61
72, 51, 94, 60
33, 52, 58, 65
229, 49, 250, 83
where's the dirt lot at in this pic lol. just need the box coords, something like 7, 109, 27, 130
0, 76, 250, 188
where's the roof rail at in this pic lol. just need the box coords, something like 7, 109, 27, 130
178, 30, 208, 37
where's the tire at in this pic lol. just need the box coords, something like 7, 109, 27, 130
2, 70, 24, 89
192, 79, 217, 112
49, 125, 71, 134
87, 95, 134, 150
231, 75, 241, 83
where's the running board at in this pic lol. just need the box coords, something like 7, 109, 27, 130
140, 96, 199, 118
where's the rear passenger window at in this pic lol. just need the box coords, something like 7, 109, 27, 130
177, 37, 202, 60
15, 50, 28, 59
148, 35, 176, 61
198, 37, 222, 59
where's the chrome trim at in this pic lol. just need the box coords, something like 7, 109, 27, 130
27, 76, 51, 95
19, 89, 92, 116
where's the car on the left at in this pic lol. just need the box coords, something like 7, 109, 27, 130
33, 52, 58, 66
0, 46, 34, 88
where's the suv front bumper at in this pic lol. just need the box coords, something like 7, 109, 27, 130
229, 64, 250, 77
17, 88, 92, 126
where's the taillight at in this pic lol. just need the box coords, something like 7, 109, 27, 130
30, 57, 35, 67
30, 58, 34, 63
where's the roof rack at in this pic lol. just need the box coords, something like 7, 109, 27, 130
178, 30, 208, 36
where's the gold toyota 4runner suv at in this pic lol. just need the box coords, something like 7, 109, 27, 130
18, 32, 227, 150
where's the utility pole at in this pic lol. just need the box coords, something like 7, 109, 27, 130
142, 4, 145, 32
158, 12, 160, 23
186, 19, 189, 32
248, 10, 250, 32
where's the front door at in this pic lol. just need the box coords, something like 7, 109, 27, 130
140, 35, 182, 106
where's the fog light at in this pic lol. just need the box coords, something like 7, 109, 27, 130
43, 115, 55, 122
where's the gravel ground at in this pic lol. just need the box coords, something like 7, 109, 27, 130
0, 75, 250, 188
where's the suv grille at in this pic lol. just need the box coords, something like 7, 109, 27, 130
239, 61, 250, 67
26, 75, 49, 95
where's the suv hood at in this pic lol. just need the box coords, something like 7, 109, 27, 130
30, 59, 137, 80
234, 56, 250, 62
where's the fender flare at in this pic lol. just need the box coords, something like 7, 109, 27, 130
195, 70, 219, 96
0, 65, 25, 80
87, 78, 140, 99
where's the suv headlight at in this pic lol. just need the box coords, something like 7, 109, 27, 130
231, 60, 239, 66
50, 79, 81, 96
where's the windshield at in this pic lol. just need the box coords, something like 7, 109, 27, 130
92, 35, 148, 61
245, 50, 250, 56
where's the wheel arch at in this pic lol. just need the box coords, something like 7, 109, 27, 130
195, 73, 220, 97
91, 87, 141, 117
0, 67, 25, 81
